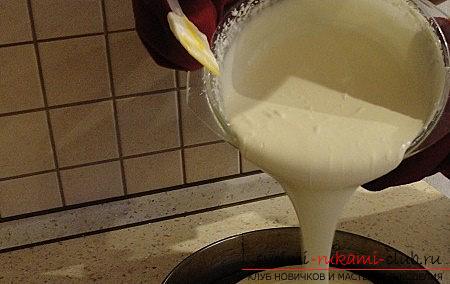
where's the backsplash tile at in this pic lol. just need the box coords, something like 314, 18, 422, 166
117, 93, 180, 156
184, 142, 239, 183
31, 0, 103, 39
180, 90, 221, 146
109, 31, 175, 96
50, 101, 118, 167
0, 173, 61, 217
0, 45, 43, 114
0, 112, 54, 178
124, 150, 183, 194
177, 71, 187, 88
39, 36, 111, 106
0, 2, 261, 219
61, 161, 123, 205
0, 0, 32, 45
105, 0, 135, 31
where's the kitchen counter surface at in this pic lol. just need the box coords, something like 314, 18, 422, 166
0, 179, 449, 283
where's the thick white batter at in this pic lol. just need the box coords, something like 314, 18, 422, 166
219, 0, 446, 283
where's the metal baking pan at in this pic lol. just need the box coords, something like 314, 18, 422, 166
163, 227, 439, 284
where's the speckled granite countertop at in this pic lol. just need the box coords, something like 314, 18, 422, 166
0, 180, 448, 283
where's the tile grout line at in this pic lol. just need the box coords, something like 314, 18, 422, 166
0, 29, 137, 49
37, 32, 105, 43
0, 140, 225, 182
26, 0, 66, 206
117, 87, 180, 99
238, 151, 243, 174
100, 0, 128, 195
184, 139, 223, 149
0, 40, 34, 48
175, 71, 188, 184
0, 169, 57, 183
108, 28, 136, 34
0, 88, 181, 119
60, 157, 121, 171
0, 106, 47, 118
0, 192, 286, 254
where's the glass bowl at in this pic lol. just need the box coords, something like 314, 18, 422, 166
187, 0, 450, 158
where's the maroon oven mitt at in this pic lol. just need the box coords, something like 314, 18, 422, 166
132, 0, 450, 190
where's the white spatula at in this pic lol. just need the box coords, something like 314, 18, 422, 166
167, 0, 220, 76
